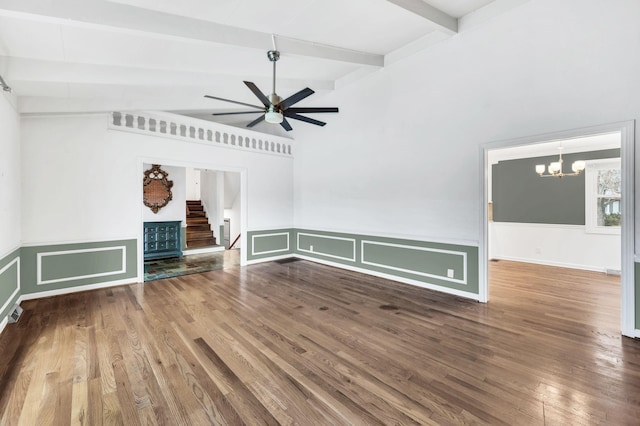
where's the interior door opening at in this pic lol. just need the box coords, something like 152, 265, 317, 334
141, 163, 244, 282
480, 121, 635, 336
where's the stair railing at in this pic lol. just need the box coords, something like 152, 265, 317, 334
229, 234, 241, 249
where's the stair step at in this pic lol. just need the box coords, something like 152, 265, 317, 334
187, 211, 206, 217
187, 231, 213, 239
187, 224, 211, 231
186, 200, 202, 205
187, 205, 204, 211
187, 238, 217, 248
187, 218, 209, 224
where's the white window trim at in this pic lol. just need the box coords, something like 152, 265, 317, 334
585, 158, 621, 235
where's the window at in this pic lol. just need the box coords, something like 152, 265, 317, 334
585, 158, 621, 234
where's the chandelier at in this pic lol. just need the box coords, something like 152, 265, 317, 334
535, 146, 585, 178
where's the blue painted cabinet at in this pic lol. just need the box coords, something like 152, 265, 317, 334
144, 221, 182, 260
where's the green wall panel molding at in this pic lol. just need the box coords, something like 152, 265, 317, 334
39, 247, 125, 283
293, 228, 478, 294
297, 232, 356, 262
247, 229, 294, 260
0, 248, 21, 320
361, 241, 466, 284
492, 149, 620, 225
21, 239, 137, 294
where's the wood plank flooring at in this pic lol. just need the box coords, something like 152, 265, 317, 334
1, 259, 639, 424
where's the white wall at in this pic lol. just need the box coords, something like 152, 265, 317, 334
20, 114, 294, 247
185, 168, 200, 200
293, 0, 640, 247
490, 222, 620, 272
0, 92, 20, 256
224, 171, 241, 248
142, 164, 186, 224
200, 170, 220, 238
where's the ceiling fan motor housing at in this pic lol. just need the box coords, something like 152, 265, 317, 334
268, 94, 282, 108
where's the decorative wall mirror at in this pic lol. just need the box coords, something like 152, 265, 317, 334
143, 164, 173, 213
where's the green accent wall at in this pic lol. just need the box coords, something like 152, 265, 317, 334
247, 229, 295, 260
0, 248, 21, 320
636, 263, 640, 329
492, 149, 620, 224
21, 239, 137, 295
295, 229, 478, 294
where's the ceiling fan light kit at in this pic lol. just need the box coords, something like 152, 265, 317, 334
265, 110, 284, 124
205, 49, 338, 131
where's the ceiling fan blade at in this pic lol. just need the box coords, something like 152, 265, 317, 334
284, 112, 326, 127
279, 88, 315, 109
246, 114, 266, 128
280, 118, 293, 132
244, 81, 271, 107
212, 111, 264, 116
204, 95, 264, 110
285, 107, 339, 114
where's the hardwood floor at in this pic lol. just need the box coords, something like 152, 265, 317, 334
0, 259, 638, 424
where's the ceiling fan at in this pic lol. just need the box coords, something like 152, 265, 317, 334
204, 50, 339, 132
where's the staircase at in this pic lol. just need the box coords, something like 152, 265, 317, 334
186, 200, 216, 248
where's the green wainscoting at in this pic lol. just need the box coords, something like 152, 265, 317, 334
297, 232, 357, 262
294, 229, 478, 295
247, 229, 294, 260
636, 262, 640, 330
0, 248, 21, 320
21, 239, 137, 294
361, 240, 467, 284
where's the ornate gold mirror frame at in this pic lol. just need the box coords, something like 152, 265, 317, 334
143, 164, 173, 213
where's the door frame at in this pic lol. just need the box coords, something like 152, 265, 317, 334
137, 157, 248, 281
479, 120, 635, 337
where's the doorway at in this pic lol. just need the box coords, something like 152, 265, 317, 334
480, 121, 635, 336
224, 219, 230, 249
138, 159, 248, 282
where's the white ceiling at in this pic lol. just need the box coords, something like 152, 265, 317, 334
0, 0, 516, 133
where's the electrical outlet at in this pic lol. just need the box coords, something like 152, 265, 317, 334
310, 245, 314, 252
447, 269, 454, 278
535, 247, 541, 254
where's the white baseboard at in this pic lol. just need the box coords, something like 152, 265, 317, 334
183, 246, 226, 255
293, 254, 480, 301
0, 316, 7, 335
18, 277, 139, 302
246, 253, 294, 265
491, 255, 607, 273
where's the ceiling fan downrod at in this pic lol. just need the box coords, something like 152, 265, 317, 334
267, 50, 281, 106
